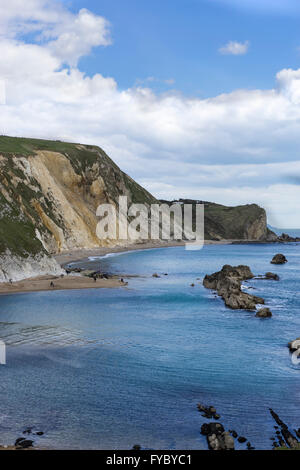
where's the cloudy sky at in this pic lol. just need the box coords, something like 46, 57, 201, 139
1, 0, 300, 227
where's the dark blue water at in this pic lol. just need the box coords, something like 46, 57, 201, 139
0, 244, 299, 449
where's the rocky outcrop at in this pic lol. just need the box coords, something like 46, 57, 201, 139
278, 233, 300, 242
265, 272, 280, 281
255, 308, 272, 318
201, 423, 235, 451
288, 338, 300, 353
270, 409, 300, 449
203, 265, 264, 311
161, 199, 276, 242
271, 254, 287, 264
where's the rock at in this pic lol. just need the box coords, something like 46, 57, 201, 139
152, 273, 160, 278
271, 254, 287, 265
35, 431, 44, 436
23, 428, 32, 435
190, 283, 195, 287
223, 432, 235, 450
237, 436, 247, 443
197, 403, 220, 420
231, 430, 238, 439
247, 442, 255, 450
15, 439, 34, 449
265, 272, 280, 281
255, 307, 272, 318
132, 445, 141, 450
288, 338, 300, 352
203, 265, 263, 311
278, 233, 300, 243
15, 438, 26, 446
269, 409, 300, 449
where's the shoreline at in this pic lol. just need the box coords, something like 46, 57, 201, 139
0, 274, 126, 296
0, 238, 287, 296
54, 239, 232, 266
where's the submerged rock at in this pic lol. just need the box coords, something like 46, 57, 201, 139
265, 272, 280, 281
255, 308, 272, 318
271, 254, 287, 265
197, 403, 220, 420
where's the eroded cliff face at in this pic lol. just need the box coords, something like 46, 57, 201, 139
0, 136, 157, 280
0, 136, 276, 281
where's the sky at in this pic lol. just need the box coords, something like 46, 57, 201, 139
1, 0, 300, 227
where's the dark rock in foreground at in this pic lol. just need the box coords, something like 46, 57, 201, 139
271, 254, 287, 265
201, 422, 234, 450
14, 438, 34, 449
269, 409, 300, 449
256, 308, 272, 318
203, 265, 264, 311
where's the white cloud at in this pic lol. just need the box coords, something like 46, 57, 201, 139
0, 1, 300, 226
219, 40, 249, 55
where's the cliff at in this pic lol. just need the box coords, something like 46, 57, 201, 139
0, 136, 156, 280
0, 136, 276, 281
160, 199, 277, 242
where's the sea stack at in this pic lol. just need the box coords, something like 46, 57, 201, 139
271, 254, 287, 265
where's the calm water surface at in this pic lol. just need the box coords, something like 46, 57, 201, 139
0, 244, 299, 449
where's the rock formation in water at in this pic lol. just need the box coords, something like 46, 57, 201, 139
255, 307, 272, 318
203, 265, 265, 311
271, 254, 288, 264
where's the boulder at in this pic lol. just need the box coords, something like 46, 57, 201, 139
271, 254, 287, 265
255, 308, 272, 318
201, 422, 235, 450
265, 272, 280, 281
15, 438, 34, 449
288, 338, 300, 352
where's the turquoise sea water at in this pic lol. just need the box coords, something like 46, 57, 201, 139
0, 244, 299, 449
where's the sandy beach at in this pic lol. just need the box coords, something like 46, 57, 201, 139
0, 274, 126, 295
0, 240, 232, 296
54, 239, 231, 266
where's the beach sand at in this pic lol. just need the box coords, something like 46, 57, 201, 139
0, 274, 126, 295
54, 239, 231, 266
0, 240, 232, 296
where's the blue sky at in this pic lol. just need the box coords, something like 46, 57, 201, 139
1, 0, 300, 227
67, 0, 300, 97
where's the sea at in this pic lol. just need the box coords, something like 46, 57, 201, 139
0, 243, 299, 450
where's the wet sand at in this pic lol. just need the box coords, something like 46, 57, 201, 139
0, 274, 126, 295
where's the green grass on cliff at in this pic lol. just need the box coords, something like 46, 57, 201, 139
0, 135, 79, 156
